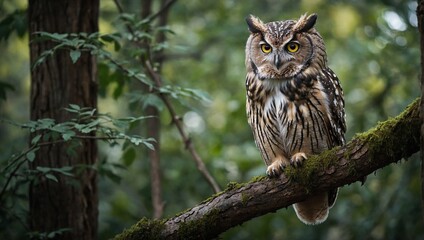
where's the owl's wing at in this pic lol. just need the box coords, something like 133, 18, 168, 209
321, 68, 346, 147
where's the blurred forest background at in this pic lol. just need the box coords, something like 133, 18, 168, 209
0, 0, 423, 239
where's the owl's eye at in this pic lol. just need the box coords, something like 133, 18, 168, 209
286, 42, 300, 53
260, 43, 272, 53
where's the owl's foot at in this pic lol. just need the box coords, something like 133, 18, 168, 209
290, 152, 307, 167
266, 159, 288, 177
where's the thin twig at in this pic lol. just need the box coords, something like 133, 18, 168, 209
113, 0, 136, 36
114, 0, 177, 23
0, 145, 37, 202
0, 205, 30, 231
148, 0, 178, 22
37, 135, 132, 146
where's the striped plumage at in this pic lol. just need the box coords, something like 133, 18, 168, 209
245, 13, 346, 225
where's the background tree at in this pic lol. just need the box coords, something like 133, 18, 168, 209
27, 1, 99, 239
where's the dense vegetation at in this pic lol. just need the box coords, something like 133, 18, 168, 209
0, 0, 422, 239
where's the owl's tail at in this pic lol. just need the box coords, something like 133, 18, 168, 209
293, 189, 338, 225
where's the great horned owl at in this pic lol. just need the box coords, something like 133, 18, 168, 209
245, 13, 346, 225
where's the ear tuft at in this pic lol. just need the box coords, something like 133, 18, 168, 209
293, 13, 317, 33
246, 15, 267, 33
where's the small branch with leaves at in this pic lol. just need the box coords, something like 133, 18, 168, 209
0, 104, 155, 204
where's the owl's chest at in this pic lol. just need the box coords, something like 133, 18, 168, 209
262, 89, 315, 130
261, 79, 324, 122
258, 80, 330, 153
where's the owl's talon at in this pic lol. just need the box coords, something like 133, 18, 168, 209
266, 160, 288, 177
290, 152, 307, 167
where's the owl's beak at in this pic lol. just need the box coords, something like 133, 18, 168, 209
274, 55, 282, 69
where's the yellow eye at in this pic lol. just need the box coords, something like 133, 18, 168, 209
286, 42, 299, 53
260, 43, 272, 53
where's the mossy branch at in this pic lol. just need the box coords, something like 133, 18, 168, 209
115, 98, 420, 240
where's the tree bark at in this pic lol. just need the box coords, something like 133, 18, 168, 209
28, 1, 99, 239
114, 98, 420, 240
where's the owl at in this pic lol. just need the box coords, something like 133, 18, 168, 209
245, 13, 346, 225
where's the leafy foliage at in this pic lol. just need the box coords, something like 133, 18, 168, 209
0, 9, 27, 42
0, 105, 154, 238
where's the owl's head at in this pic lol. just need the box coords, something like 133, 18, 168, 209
245, 13, 326, 81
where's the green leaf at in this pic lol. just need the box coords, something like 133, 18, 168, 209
38, 32, 69, 41
79, 108, 97, 117
73, 123, 83, 131
26, 150, 36, 162
100, 167, 122, 184
80, 119, 100, 133
31, 134, 42, 145
129, 136, 142, 145
50, 125, 70, 135
141, 94, 164, 111
128, 136, 155, 149
143, 140, 155, 151
62, 131, 75, 141
45, 173, 58, 182
155, 26, 175, 35
36, 166, 50, 173
37, 118, 56, 130
122, 147, 136, 166
111, 119, 129, 130
100, 33, 122, 51
53, 166, 74, 177
81, 127, 95, 133
59, 166, 74, 172
0, 9, 27, 41
31, 49, 54, 69
119, 13, 136, 23
69, 104, 81, 110
69, 50, 81, 63
185, 88, 212, 103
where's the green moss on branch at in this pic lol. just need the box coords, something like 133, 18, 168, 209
114, 218, 166, 240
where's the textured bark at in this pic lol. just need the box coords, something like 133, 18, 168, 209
418, 0, 424, 224
115, 99, 420, 240
28, 1, 99, 239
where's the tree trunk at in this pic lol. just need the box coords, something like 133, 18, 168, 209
139, 0, 174, 219
28, 1, 99, 239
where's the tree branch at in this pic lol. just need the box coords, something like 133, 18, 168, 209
114, 98, 420, 240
